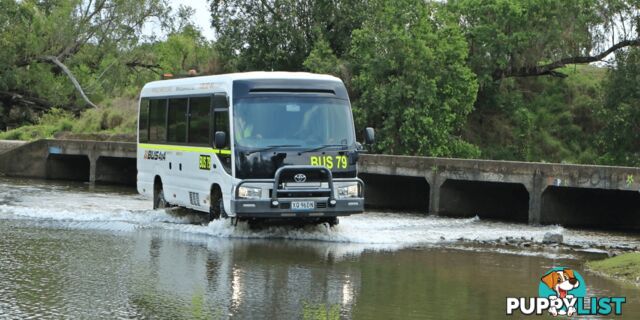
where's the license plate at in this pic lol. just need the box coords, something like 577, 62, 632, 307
291, 201, 315, 210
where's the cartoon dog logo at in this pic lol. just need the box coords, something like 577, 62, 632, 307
540, 268, 581, 316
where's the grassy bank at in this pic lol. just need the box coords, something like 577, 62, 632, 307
586, 253, 640, 285
0, 97, 137, 142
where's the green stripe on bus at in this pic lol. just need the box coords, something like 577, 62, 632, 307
138, 143, 231, 155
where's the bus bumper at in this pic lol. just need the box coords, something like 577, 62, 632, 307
231, 198, 364, 218
231, 165, 365, 219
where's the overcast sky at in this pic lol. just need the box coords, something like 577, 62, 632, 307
144, 0, 216, 40
173, 0, 216, 39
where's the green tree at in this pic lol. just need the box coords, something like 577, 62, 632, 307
449, 0, 639, 163
350, 0, 479, 157
599, 49, 640, 166
0, 0, 169, 129
209, 0, 368, 72
153, 26, 219, 76
449, 0, 640, 83
303, 37, 342, 76
463, 67, 605, 163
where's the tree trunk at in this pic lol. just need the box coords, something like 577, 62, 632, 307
41, 55, 98, 108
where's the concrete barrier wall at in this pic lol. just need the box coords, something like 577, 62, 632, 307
0, 140, 27, 154
0, 139, 137, 185
0, 140, 50, 178
359, 154, 640, 230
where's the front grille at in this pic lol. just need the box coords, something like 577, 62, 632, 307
269, 189, 331, 198
316, 202, 327, 209
270, 166, 335, 202
279, 168, 330, 183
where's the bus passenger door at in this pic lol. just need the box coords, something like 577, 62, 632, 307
211, 93, 232, 209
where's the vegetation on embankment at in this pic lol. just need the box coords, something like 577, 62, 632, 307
1, 0, 639, 166
586, 253, 640, 285
0, 97, 137, 141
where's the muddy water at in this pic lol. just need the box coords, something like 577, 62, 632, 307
0, 178, 638, 319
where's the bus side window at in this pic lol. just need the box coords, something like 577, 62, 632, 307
213, 93, 228, 110
213, 93, 230, 148
214, 110, 230, 147
212, 93, 231, 172
149, 99, 167, 143
139, 98, 149, 143
167, 98, 188, 143
188, 97, 211, 144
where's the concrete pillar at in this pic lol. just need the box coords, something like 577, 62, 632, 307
428, 171, 443, 215
528, 169, 544, 225
89, 154, 98, 183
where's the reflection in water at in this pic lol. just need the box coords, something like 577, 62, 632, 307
0, 177, 639, 319
1, 225, 639, 319
231, 268, 243, 312
117, 234, 363, 319
342, 278, 354, 306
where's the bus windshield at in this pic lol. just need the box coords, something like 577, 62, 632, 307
233, 96, 355, 149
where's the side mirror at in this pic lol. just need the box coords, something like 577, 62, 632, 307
364, 127, 375, 145
214, 131, 226, 149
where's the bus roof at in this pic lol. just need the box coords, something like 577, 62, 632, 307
140, 72, 343, 98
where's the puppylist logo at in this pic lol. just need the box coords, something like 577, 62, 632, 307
506, 267, 626, 317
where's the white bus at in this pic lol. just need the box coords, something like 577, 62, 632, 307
136, 72, 374, 225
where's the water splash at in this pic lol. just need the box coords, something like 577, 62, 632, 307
0, 178, 638, 258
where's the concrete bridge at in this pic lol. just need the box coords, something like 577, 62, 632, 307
0, 139, 136, 185
0, 140, 26, 153
0, 139, 639, 230
359, 155, 640, 230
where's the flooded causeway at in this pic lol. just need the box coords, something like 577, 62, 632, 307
0, 178, 638, 319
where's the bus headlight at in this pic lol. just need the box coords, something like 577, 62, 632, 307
337, 184, 360, 198
237, 186, 262, 199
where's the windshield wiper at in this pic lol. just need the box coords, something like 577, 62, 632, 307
299, 144, 348, 154
243, 144, 302, 155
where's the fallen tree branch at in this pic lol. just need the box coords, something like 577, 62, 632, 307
125, 61, 162, 75
41, 55, 98, 108
0, 91, 53, 110
493, 38, 640, 79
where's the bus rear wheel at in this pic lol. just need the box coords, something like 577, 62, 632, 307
154, 190, 168, 209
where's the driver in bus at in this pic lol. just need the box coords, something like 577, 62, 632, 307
234, 108, 261, 145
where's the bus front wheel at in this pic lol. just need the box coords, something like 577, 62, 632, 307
208, 196, 228, 221
323, 217, 339, 227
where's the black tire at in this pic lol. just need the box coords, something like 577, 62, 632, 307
219, 198, 229, 219
208, 196, 228, 221
154, 189, 167, 209
326, 217, 339, 227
